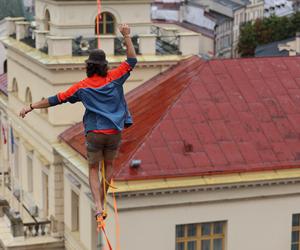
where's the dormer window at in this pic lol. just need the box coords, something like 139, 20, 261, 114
95, 12, 115, 35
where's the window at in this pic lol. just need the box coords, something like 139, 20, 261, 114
14, 138, 19, 179
27, 152, 33, 193
45, 9, 50, 31
71, 190, 80, 232
25, 87, 32, 104
292, 214, 300, 250
3, 60, 7, 74
240, 13, 244, 23
42, 171, 49, 218
176, 221, 226, 250
12, 78, 18, 95
40, 98, 48, 115
95, 12, 115, 35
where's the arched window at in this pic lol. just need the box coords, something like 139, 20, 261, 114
25, 87, 32, 104
95, 12, 115, 35
12, 78, 18, 95
3, 60, 7, 74
45, 9, 51, 31
40, 97, 48, 115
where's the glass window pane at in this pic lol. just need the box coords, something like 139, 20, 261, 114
176, 225, 185, 238
187, 224, 197, 237
292, 231, 299, 243
293, 215, 300, 227
105, 13, 114, 21
99, 23, 104, 34
213, 239, 223, 250
106, 23, 114, 34
188, 241, 196, 250
202, 240, 210, 250
214, 222, 224, 234
292, 244, 299, 250
202, 223, 211, 236
176, 242, 184, 250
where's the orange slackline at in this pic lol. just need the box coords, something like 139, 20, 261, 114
96, 0, 101, 49
99, 161, 120, 250
111, 179, 120, 250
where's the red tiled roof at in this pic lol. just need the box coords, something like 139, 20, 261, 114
60, 56, 300, 181
0, 74, 7, 96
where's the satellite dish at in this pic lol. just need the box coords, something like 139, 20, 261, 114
80, 40, 90, 51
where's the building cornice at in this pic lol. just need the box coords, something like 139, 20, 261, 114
113, 168, 300, 197
1, 37, 184, 71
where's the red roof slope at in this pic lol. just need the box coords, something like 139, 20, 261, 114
60, 56, 300, 181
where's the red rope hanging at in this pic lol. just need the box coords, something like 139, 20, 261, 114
96, 0, 101, 48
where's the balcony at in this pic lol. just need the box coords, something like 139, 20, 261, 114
4, 18, 200, 58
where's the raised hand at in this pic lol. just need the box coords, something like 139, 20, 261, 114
119, 24, 131, 37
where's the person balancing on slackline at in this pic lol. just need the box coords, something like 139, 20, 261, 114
19, 24, 137, 228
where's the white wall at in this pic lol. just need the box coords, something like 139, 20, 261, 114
151, 6, 179, 21
182, 5, 215, 31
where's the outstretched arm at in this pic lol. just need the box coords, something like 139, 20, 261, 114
119, 24, 136, 59
19, 98, 50, 118
19, 81, 83, 118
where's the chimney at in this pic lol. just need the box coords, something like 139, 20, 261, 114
296, 32, 300, 54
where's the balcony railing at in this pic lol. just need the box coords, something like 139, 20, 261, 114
114, 35, 140, 55
72, 36, 97, 56
150, 25, 181, 55
16, 21, 36, 48
71, 35, 140, 56
24, 221, 51, 238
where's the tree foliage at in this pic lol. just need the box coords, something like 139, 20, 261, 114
238, 12, 300, 57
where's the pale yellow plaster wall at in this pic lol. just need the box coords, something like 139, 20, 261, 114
64, 166, 100, 250
35, 0, 151, 36
110, 183, 300, 250
199, 35, 214, 56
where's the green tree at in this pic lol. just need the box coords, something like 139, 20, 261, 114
238, 22, 257, 57
238, 12, 300, 57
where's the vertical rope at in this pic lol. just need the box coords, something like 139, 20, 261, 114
96, 0, 101, 49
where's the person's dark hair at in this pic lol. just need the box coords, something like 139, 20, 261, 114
86, 63, 108, 77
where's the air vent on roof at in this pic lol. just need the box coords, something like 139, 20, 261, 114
130, 160, 142, 168
183, 140, 193, 153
